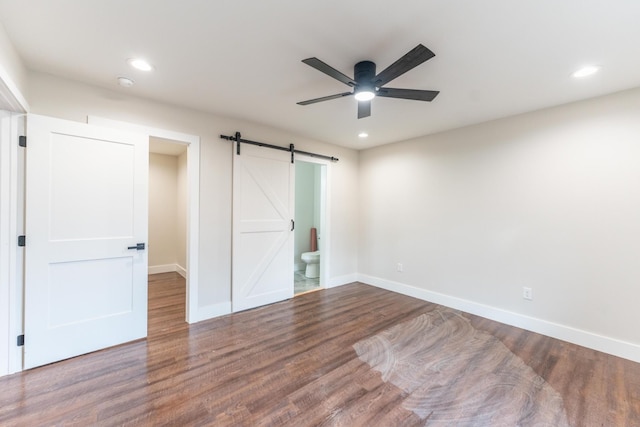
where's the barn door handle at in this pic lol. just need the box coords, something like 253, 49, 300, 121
127, 243, 146, 250
291, 220, 295, 231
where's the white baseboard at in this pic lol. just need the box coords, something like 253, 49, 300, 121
192, 273, 359, 323
196, 302, 232, 322
295, 262, 305, 272
357, 274, 640, 364
148, 264, 176, 275
175, 264, 187, 278
325, 273, 358, 288
148, 263, 186, 277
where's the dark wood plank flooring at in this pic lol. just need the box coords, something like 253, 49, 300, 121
0, 272, 639, 426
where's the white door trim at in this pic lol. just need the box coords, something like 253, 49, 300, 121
87, 116, 201, 324
0, 111, 24, 376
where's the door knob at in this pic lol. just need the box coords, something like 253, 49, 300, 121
127, 243, 146, 250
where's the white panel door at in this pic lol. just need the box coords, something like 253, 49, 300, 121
24, 114, 148, 369
232, 142, 294, 312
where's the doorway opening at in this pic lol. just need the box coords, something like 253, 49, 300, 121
148, 137, 188, 328
149, 138, 187, 277
87, 116, 200, 324
294, 157, 328, 295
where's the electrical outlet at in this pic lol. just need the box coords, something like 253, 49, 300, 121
522, 287, 533, 300
397, 263, 403, 272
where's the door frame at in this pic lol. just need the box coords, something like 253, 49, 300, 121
0, 111, 24, 376
87, 116, 201, 324
294, 154, 331, 288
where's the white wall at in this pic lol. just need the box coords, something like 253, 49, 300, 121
359, 87, 640, 362
27, 71, 359, 314
148, 153, 180, 270
176, 151, 187, 270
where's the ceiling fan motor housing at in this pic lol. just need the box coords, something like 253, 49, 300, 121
354, 61, 376, 92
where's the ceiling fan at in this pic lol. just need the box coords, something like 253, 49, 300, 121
297, 44, 439, 119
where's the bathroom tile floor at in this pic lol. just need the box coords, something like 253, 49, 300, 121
294, 271, 320, 294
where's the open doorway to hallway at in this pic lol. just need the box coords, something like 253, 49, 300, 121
148, 273, 187, 336
148, 139, 187, 277
148, 137, 188, 326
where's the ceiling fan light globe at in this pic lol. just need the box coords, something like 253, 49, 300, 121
355, 91, 375, 101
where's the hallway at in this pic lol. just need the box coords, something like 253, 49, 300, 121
148, 272, 187, 338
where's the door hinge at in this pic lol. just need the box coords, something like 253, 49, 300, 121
19, 135, 26, 147
17, 335, 24, 347
18, 235, 25, 247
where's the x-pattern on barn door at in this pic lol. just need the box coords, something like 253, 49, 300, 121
232, 142, 294, 312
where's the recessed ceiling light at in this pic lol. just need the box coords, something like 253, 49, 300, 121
572, 65, 600, 78
358, 132, 369, 138
117, 76, 135, 87
128, 58, 154, 71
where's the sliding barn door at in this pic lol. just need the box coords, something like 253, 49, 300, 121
232, 142, 294, 312
24, 114, 148, 369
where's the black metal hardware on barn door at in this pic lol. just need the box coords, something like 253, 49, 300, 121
127, 243, 146, 250
220, 132, 340, 163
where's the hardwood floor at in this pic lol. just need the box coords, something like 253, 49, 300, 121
1, 272, 639, 426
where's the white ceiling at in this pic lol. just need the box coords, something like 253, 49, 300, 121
1, 1, 639, 149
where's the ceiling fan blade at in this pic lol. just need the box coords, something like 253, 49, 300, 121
376, 88, 439, 102
297, 91, 354, 106
357, 101, 371, 119
373, 44, 436, 87
302, 58, 357, 87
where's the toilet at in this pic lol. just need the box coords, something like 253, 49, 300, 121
301, 251, 320, 278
